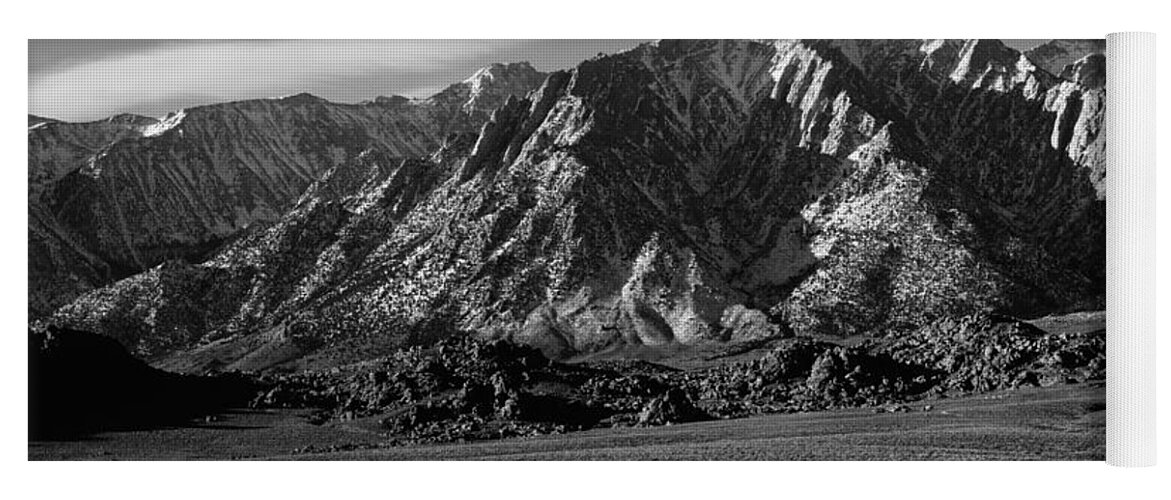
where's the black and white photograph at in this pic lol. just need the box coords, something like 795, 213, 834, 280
25, 36, 1122, 461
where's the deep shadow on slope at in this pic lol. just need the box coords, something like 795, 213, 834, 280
916, 84, 1105, 314
29, 310, 1104, 456
29, 327, 259, 440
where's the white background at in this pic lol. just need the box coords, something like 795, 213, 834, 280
3, 1, 1168, 498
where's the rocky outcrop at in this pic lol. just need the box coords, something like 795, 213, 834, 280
48, 40, 1105, 366
883, 313, 1106, 391
636, 387, 705, 426
249, 311, 1104, 447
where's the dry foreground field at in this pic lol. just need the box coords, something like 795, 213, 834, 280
29, 382, 1103, 461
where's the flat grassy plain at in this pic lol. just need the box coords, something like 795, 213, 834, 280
29, 382, 1104, 461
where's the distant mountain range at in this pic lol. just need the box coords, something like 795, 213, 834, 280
30, 40, 1105, 371
29, 62, 545, 317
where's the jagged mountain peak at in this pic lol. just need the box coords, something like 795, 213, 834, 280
39, 39, 1106, 371
640, 39, 770, 59
440, 61, 548, 116
946, 39, 1052, 95
748, 39, 1059, 102
1025, 39, 1105, 78
274, 91, 327, 103
946, 38, 1020, 72
464, 61, 540, 82
1060, 53, 1106, 90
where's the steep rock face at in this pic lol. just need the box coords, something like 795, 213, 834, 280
1024, 39, 1106, 77
1021, 39, 1106, 195
1045, 54, 1106, 194
775, 39, 1105, 335
50, 40, 1106, 367
29, 64, 546, 317
431, 62, 550, 123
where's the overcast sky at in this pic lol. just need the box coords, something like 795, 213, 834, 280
29, 39, 1047, 122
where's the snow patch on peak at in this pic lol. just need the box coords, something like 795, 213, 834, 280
464, 65, 502, 104
464, 62, 537, 86
140, 110, 186, 138
457, 62, 545, 115
464, 64, 499, 85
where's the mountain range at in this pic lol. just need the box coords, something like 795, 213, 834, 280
29, 40, 1106, 372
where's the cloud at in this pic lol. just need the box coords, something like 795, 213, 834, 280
28, 40, 526, 121
29, 40, 657, 121
29, 39, 187, 75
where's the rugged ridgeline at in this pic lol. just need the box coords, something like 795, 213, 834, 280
28, 63, 547, 317
47, 40, 1105, 370
1025, 39, 1106, 78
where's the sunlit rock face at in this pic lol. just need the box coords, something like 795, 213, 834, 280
45, 40, 1105, 366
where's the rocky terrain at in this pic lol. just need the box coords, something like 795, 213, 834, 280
39, 40, 1106, 369
234, 311, 1103, 448
29, 40, 1108, 457
29, 310, 1104, 450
